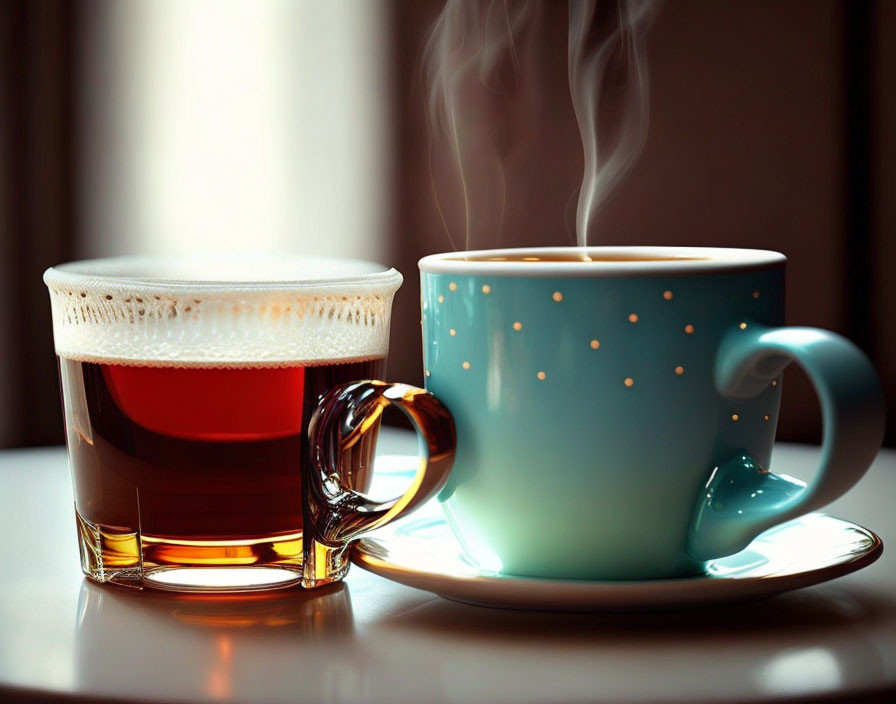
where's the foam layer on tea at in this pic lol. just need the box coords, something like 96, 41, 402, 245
44, 254, 402, 367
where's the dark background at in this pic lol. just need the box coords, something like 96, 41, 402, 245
1, 0, 894, 448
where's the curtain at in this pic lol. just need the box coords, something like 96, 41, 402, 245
0, 0, 76, 447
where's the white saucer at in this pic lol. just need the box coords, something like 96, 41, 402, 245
351, 512, 882, 611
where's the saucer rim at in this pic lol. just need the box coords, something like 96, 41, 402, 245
350, 513, 883, 611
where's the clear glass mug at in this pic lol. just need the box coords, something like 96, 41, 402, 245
44, 254, 455, 593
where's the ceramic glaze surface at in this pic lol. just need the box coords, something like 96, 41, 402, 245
420, 247, 883, 580
352, 512, 882, 610
422, 265, 781, 579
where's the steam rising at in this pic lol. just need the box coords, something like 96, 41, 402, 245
423, 0, 539, 250
424, 0, 656, 248
568, 0, 654, 245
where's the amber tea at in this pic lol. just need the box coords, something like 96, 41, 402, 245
62, 357, 385, 585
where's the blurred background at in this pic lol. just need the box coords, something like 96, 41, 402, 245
0, 0, 893, 448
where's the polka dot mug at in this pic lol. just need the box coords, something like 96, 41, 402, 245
419, 247, 884, 580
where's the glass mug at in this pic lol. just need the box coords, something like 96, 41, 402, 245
44, 254, 455, 593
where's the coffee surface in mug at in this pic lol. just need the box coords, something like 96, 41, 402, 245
451, 254, 710, 263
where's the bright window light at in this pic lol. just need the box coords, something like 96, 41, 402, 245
79, 0, 392, 261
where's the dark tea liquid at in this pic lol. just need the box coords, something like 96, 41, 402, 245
60, 356, 385, 588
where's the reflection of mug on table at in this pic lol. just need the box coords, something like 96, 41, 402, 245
75, 580, 357, 700
420, 247, 885, 580
45, 254, 455, 592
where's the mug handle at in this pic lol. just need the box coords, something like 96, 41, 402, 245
688, 323, 885, 562
301, 381, 456, 588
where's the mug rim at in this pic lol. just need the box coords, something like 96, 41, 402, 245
418, 246, 786, 277
44, 253, 403, 293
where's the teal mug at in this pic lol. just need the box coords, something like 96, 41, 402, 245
419, 247, 885, 580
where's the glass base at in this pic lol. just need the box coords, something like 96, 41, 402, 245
300, 539, 351, 589
144, 566, 302, 592
75, 511, 305, 593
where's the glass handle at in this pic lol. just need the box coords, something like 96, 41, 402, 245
301, 381, 456, 588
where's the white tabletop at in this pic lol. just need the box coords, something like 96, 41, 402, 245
1, 430, 895, 703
